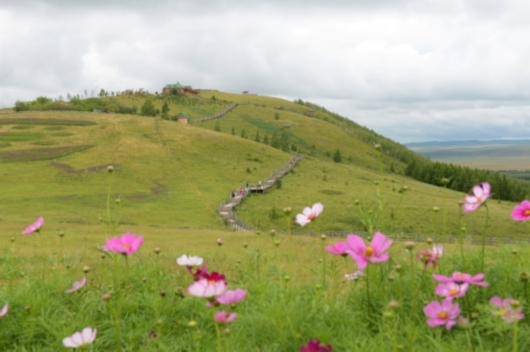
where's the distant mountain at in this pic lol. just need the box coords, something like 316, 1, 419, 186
407, 139, 530, 148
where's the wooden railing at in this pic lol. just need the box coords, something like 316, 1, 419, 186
190, 103, 237, 124
216, 154, 304, 231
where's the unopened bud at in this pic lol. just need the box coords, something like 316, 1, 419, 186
389, 301, 398, 309
512, 249, 518, 255
426, 237, 433, 245
256, 231, 261, 236
374, 144, 381, 150
383, 311, 393, 318
510, 300, 521, 308
107, 165, 114, 173
102, 293, 111, 301
520, 272, 529, 282
154, 248, 161, 254
354, 199, 360, 205
142, 278, 147, 282
217, 238, 223, 246
458, 201, 465, 205
10, 237, 15, 243
101, 254, 106, 259
394, 265, 402, 272
284, 276, 290, 282
175, 286, 185, 297
457, 316, 471, 329
188, 321, 197, 328
321, 234, 326, 240
156, 320, 162, 325
461, 227, 466, 232
243, 243, 248, 248
274, 240, 280, 247
404, 241, 415, 250
25, 306, 30, 311
283, 207, 292, 216
65, 264, 71, 270
269, 230, 276, 237
388, 275, 395, 281
224, 328, 231, 335
441, 178, 449, 185
115, 198, 120, 204
401, 186, 408, 192
160, 291, 166, 297
83, 266, 91, 273
433, 207, 440, 213
315, 284, 322, 290
374, 181, 379, 185
58, 231, 65, 238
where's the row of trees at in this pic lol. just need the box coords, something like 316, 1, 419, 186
405, 159, 530, 202
13, 96, 137, 114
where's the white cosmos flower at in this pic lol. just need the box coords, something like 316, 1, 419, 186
177, 255, 203, 266
62, 327, 97, 348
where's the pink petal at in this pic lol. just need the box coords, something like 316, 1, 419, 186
62, 337, 78, 348
435, 284, 448, 297
311, 203, 324, 217
424, 301, 442, 317
302, 207, 312, 217
482, 182, 491, 196
427, 318, 445, 327
348, 251, 368, 270
81, 328, 94, 343
70, 332, 84, 346
462, 203, 479, 213
225, 313, 237, 322
346, 235, 366, 253
295, 214, 310, 226
472, 185, 484, 198
432, 274, 452, 283
445, 320, 457, 330
368, 253, 390, 263
465, 195, 478, 203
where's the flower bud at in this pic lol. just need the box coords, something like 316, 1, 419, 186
394, 265, 402, 272
510, 300, 521, 308
374, 181, 379, 185
188, 321, 197, 328
83, 266, 91, 273
154, 247, 161, 254
383, 311, 393, 318
315, 284, 322, 290
175, 286, 185, 298
397, 345, 404, 350
458, 200, 465, 205
217, 238, 223, 246
58, 231, 65, 238
433, 207, 440, 213
269, 230, 276, 237
389, 301, 398, 309
426, 237, 433, 245
243, 243, 248, 249
115, 198, 121, 204
102, 293, 111, 301
224, 328, 231, 335
374, 144, 381, 150
512, 249, 518, 255
10, 237, 15, 243
256, 231, 261, 236
283, 207, 292, 216
460, 227, 466, 232
65, 264, 71, 270
401, 186, 408, 192
388, 275, 395, 281
142, 278, 147, 282
354, 199, 360, 205
160, 291, 166, 297
471, 312, 478, 319
101, 254, 106, 259
274, 240, 281, 247
320, 234, 326, 240
107, 165, 114, 173
456, 316, 471, 330
404, 241, 415, 250
284, 276, 290, 282
156, 320, 162, 325
20, 271, 25, 277
520, 272, 529, 282
441, 178, 449, 185
25, 306, 30, 311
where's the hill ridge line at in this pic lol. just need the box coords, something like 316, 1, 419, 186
217, 154, 304, 231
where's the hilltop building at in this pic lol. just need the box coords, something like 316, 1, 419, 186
163, 82, 200, 96
305, 109, 316, 117
176, 114, 189, 124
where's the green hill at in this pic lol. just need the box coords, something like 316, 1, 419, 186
1, 92, 527, 239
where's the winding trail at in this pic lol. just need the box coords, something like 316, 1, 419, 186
217, 154, 304, 231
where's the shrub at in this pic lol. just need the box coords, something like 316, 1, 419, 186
140, 99, 156, 117
333, 148, 342, 163
276, 178, 282, 189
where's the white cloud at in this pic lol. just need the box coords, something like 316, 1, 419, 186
1, 0, 530, 142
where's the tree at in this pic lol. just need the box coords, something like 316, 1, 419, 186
215, 121, 221, 132
162, 101, 170, 115
84, 89, 88, 99
255, 130, 261, 143
91, 90, 95, 98
99, 89, 105, 97
333, 148, 342, 163
241, 129, 246, 138
263, 135, 269, 145
274, 112, 280, 120
270, 132, 281, 149
291, 144, 297, 151
140, 99, 156, 117
231, 127, 235, 135
67, 93, 71, 101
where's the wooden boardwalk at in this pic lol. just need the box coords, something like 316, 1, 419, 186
216, 154, 304, 231
190, 103, 237, 124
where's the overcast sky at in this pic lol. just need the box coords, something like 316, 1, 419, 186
2, 0, 530, 143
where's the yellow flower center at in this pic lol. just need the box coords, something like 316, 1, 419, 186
365, 247, 374, 257
456, 274, 464, 277
208, 280, 216, 284
477, 197, 482, 203
500, 309, 507, 315
439, 312, 447, 319
308, 213, 314, 219
525, 210, 530, 216
450, 289, 458, 296
123, 244, 131, 250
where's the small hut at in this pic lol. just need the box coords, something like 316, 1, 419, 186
176, 114, 189, 124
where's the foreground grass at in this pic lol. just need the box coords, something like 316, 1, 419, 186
1, 221, 530, 350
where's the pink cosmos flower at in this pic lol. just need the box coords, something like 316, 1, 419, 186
65, 277, 86, 293
346, 232, 392, 270
432, 272, 489, 287
462, 182, 490, 213
102, 232, 143, 256
511, 200, 530, 221
217, 288, 247, 305
300, 339, 333, 352
435, 282, 469, 300
295, 203, 324, 227
0, 303, 7, 318
22, 217, 44, 235
188, 277, 227, 299
490, 297, 524, 323
424, 300, 461, 330
62, 327, 97, 348
215, 311, 237, 324
177, 255, 203, 266
325, 242, 349, 256
416, 245, 444, 271
187, 264, 208, 280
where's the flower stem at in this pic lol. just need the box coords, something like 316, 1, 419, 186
107, 170, 113, 229
409, 250, 416, 349
320, 230, 326, 287
59, 235, 63, 270
457, 207, 466, 272
480, 204, 490, 274
154, 252, 159, 317
116, 255, 130, 352
393, 312, 398, 352
433, 210, 438, 244
524, 282, 529, 306
377, 148, 385, 233
264, 240, 273, 279
287, 216, 292, 286
215, 321, 222, 352
398, 272, 404, 322
366, 264, 371, 324
389, 191, 405, 236
38, 230, 45, 279
513, 315, 518, 352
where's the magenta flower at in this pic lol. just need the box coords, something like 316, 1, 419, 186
0, 303, 7, 318
215, 311, 237, 324
325, 242, 349, 256
462, 182, 490, 213
217, 288, 247, 305
300, 339, 333, 352
344, 270, 364, 281
511, 200, 530, 221
416, 245, 444, 271
432, 272, 489, 287
187, 264, 208, 280
424, 300, 461, 330
346, 232, 392, 270
490, 297, 524, 323
22, 217, 44, 235
65, 277, 86, 293
435, 282, 469, 300
62, 327, 97, 348
102, 232, 144, 255
295, 203, 324, 227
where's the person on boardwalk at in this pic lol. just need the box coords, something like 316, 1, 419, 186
231, 190, 235, 198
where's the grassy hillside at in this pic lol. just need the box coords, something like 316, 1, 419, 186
2, 92, 528, 239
